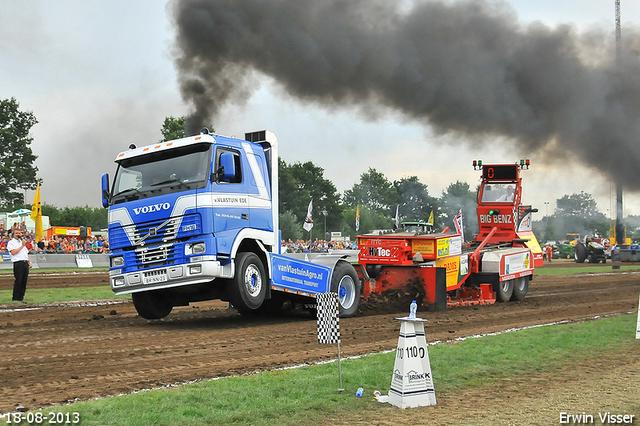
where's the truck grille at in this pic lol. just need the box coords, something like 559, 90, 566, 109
135, 244, 175, 266
133, 217, 180, 245
110, 214, 201, 269
111, 214, 201, 249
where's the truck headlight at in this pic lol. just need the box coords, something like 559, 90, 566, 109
187, 242, 206, 255
111, 256, 124, 268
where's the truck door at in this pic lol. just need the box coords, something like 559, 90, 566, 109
209, 147, 250, 253
241, 142, 272, 232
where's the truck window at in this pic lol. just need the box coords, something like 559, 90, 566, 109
215, 149, 242, 184
481, 182, 516, 203
111, 143, 211, 204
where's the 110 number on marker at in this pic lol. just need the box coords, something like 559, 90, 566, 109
396, 345, 425, 359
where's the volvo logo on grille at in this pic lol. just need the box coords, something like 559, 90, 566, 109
149, 228, 157, 236
133, 203, 171, 215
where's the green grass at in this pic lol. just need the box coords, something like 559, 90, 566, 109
33, 314, 639, 426
534, 263, 640, 276
0, 287, 127, 304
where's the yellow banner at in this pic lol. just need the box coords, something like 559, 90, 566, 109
31, 183, 43, 241
435, 256, 461, 289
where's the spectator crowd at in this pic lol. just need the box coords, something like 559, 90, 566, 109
0, 222, 357, 255
0, 222, 109, 254
281, 238, 357, 253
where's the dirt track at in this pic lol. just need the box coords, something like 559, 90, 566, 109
0, 261, 639, 415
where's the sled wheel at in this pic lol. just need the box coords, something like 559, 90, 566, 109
510, 277, 528, 301
330, 261, 361, 317
495, 279, 514, 303
132, 290, 173, 319
228, 252, 267, 314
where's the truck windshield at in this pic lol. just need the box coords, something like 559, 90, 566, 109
481, 182, 516, 203
111, 143, 211, 204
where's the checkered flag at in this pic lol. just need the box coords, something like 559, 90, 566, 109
317, 292, 340, 344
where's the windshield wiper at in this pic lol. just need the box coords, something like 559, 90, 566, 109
114, 187, 143, 197
150, 178, 188, 189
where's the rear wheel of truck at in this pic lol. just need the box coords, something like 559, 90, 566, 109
228, 252, 267, 314
132, 291, 173, 319
575, 243, 587, 263
330, 261, 361, 318
510, 277, 528, 301
495, 279, 514, 303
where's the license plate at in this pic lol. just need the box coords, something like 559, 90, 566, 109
144, 271, 168, 284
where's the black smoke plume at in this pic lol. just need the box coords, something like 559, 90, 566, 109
170, 0, 640, 190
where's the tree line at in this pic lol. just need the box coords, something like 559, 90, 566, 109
533, 192, 640, 243
278, 160, 479, 241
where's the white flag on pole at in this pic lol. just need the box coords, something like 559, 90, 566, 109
303, 200, 314, 232
394, 205, 399, 230
454, 209, 464, 243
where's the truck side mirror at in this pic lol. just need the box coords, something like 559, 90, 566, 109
217, 152, 236, 183
101, 173, 110, 208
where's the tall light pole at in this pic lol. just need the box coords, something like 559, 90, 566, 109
322, 208, 328, 239
543, 201, 550, 241
614, 0, 625, 245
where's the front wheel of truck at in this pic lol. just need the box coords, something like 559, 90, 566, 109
228, 252, 267, 314
132, 290, 173, 319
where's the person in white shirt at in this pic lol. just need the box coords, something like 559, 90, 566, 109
7, 229, 32, 302
496, 185, 515, 202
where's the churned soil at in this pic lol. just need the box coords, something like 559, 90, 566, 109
0, 260, 639, 423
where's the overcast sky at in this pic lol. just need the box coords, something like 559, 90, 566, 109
2, 0, 639, 224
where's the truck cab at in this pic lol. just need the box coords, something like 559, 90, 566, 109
473, 161, 543, 267
102, 130, 360, 319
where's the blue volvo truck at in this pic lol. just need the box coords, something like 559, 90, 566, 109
101, 129, 360, 319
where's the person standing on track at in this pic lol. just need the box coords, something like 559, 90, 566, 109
8, 229, 32, 302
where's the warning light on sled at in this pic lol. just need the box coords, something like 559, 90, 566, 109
519, 159, 530, 170
488, 209, 500, 215
473, 159, 483, 170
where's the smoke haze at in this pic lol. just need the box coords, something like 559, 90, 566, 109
170, 0, 640, 190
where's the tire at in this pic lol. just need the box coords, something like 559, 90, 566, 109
330, 261, 361, 317
495, 279, 514, 303
227, 252, 267, 314
574, 243, 586, 263
132, 291, 173, 319
602, 258, 607, 264
588, 254, 597, 263
510, 277, 528, 301
366, 264, 382, 279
